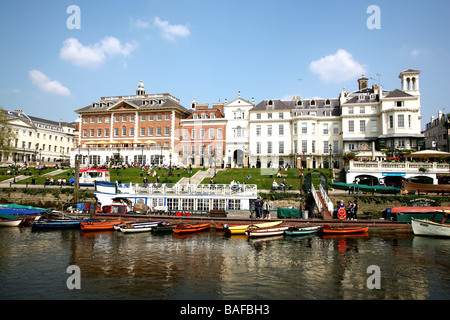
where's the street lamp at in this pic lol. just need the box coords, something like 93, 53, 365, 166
329, 143, 333, 183
298, 155, 303, 212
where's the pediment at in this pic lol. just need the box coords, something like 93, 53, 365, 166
107, 100, 139, 111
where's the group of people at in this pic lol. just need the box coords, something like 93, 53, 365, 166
272, 179, 287, 191
337, 199, 358, 220
253, 197, 273, 219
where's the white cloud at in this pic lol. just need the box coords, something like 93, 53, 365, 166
153, 16, 190, 41
410, 48, 420, 57
309, 49, 365, 83
29, 70, 71, 96
60, 36, 136, 67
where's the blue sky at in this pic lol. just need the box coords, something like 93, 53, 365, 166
0, 0, 449, 130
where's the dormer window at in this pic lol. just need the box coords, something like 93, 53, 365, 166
193, 114, 198, 119
310, 100, 316, 106
359, 94, 364, 100
268, 100, 273, 105
201, 114, 207, 119
297, 100, 302, 106
395, 101, 404, 107
325, 99, 331, 105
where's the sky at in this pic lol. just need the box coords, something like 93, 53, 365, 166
1, 0, 449, 130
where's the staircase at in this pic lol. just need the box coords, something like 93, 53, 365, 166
176, 168, 218, 185
311, 184, 334, 220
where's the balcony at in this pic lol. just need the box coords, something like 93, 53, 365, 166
346, 160, 450, 173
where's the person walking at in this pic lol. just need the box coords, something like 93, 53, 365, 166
352, 200, 358, 220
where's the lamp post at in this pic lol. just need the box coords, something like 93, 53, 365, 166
298, 155, 303, 212
329, 143, 333, 183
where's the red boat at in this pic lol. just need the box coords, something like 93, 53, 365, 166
173, 223, 211, 234
322, 225, 369, 235
80, 220, 123, 231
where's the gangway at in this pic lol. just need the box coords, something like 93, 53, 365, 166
311, 184, 333, 220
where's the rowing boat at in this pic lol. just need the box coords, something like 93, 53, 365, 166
32, 219, 84, 230
80, 220, 123, 231
173, 222, 211, 234
245, 226, 289, 237
117, 221, 169, 233
0, 213, 24, 227
403, 180, 450, 194
151, 224, 177, 234
226, 221, 282, 235
284, 225, 322, 236
321, 225, 369, 234
411, 210, 450, 238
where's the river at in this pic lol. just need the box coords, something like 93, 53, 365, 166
0, 226, 448, 301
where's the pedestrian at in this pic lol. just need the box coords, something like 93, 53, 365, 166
347, 201, 353, 220
263, 199, 270, 219
353, 200, 358, 220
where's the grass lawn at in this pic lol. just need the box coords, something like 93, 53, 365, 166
201, 167, 332, 191
12, 166, 202, 185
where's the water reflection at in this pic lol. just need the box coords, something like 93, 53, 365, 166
0, 228, 448, 300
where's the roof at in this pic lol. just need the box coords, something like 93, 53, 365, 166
252, 98, 340, 116
383, 89, 414, 98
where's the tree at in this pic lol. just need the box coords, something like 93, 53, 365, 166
0, 107, 16, 158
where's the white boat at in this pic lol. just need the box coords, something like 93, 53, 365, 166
116, 221, 168, 233
0, 213, 24, 227
411, 218, 450, 238
245, 226, 289, 238
118, 225, 153, 233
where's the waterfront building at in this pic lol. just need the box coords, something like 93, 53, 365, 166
223, 92, 254, 168
1, 109, 75, 166
72, 81, 191, 167
179, 99, 227, 168
424, 110, 449, 151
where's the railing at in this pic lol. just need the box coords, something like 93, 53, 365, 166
319, 184, 333, 213
347, 161, 450, 172
311, 184, 323, 214
118, 183, 258, 197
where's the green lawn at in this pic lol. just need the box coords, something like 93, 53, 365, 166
11, 166, 202, 185
202, 167, 332, 191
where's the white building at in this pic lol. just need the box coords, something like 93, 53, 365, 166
1, 110, 75, 165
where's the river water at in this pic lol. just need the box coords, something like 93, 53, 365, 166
0, 226, 448, 301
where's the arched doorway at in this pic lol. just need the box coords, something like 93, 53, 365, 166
256, 157, 261, 168
233, 149, 244, 167
304, 170, 328, 192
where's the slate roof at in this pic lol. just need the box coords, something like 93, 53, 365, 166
252, 98, 340, 116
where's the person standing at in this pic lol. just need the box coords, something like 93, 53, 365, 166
352, 200, 358, 220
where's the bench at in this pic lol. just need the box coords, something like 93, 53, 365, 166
209, 210, 227, 217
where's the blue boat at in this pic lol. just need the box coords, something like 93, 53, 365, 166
31, 219, 85, 230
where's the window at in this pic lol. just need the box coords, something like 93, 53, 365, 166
279, 141, 284, 154
267, 125, 272, 136
311, 123, 315, 134
360, 120, 365, 132
333, 141, 339, 154
333, 123, 339, 135
348, 107, 354, 115
165, 127, 170, 136
191, 145, 196, 155
149, 115, 154, 121
293, 140, 297, 154
200, 129, 205, 139
267, 141, 272, 154
122, 126, 127, 136
279, 124, 284, 136
97, 129, 102, 137
293, 123, 297, 135
98, 117, 102, 123
302, 123, 307, 134
91, 117, 95, 123
324, 141, 329, 153
183, 146, 188, 155
114, 128, 119, 137
256, 142, 261, 154
360, 106, 365, 114
122, 116, 127, 122
267, 113, 272, 119
256, 125, 261, 136
165, 114, 170, 121
156, 127, 161, 136
105, 129, 109, 137
115, 116, 119, 122
256, 113, 261, 119
129, 128, 134, 136
192, 129, 196, 139
396, 101, 404, 107
408, 115, 412, 128
371, 120, 377, 132
312, 140, 316, 153
389, 115, 394, 128
141, 115, 146, 121
183, 130, 188, 140
323, 123, 329, 134
348, 120, 354, 132
209, 128, 214, 139
148, 127, 153, 136
398, 115, 404, 128
105, 117, 110, 123
82, 129, 87, 137
157, 115, 162, 121
130, 115, 134, 122
302, 140, 307, 153
217, 129, 222, 139
279, 112, 284, 119
90, 129, 94, 137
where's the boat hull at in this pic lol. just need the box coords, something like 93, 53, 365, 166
226, 221, 283, 235
80, 221, 122, 231
284, 226, 321, 236
173, 223, 211, 234
411, 218, 450, 237
0, 219, 23, 227
119, 226, 153, 233
322, 226, 369, 234
246, 226, 289, 237
32, 220, 83, 230
403, 181, 450, 194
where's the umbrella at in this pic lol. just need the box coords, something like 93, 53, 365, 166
408, 150, 450, 158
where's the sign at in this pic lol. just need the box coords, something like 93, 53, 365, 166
382, 172, 405, 176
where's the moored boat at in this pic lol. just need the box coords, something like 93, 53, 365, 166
245, 226, 289, 237
151, 224, 177, 234
32, 219, 84, 230
387, 206, 450, 222
402, 180, 450, 194
411, 210, 450, 238
80, 220, 123, 231
321, 225, 369, 235
0, 212, 24, 227
284, 225, 322, 236
226, 221, 283, 235
173, 222, 211, 234
117, 221, 169, 233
